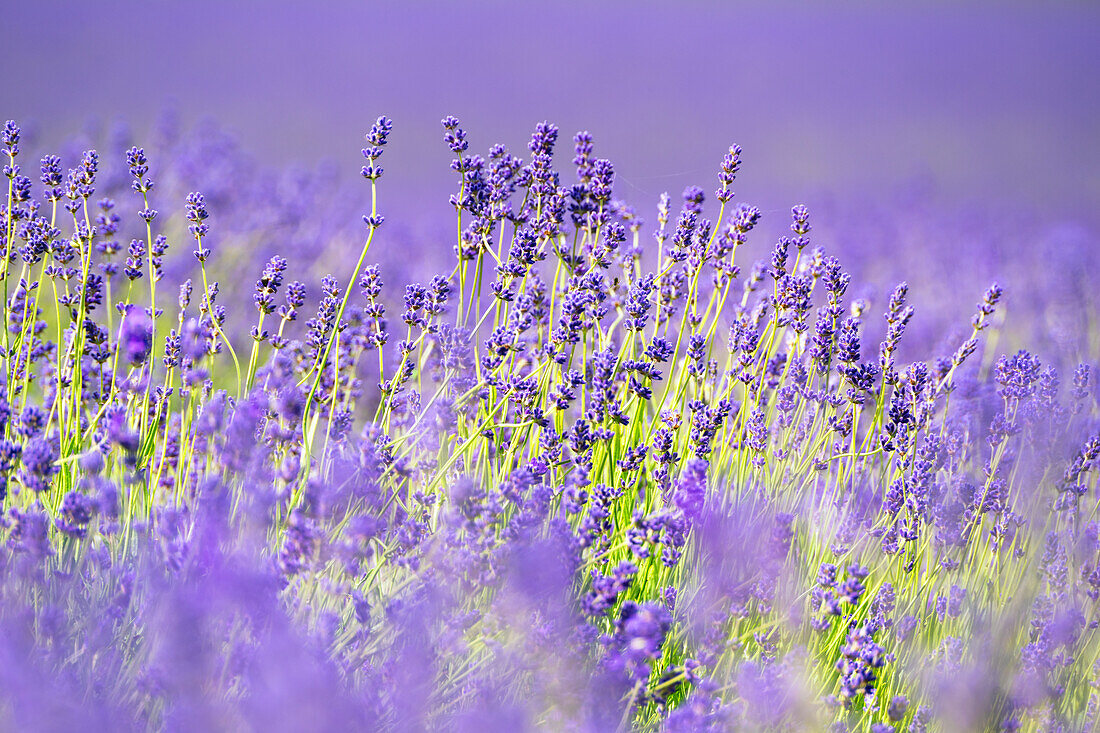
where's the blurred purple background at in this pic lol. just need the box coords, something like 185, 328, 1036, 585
8, 1, 1098, 222
6, 1, 1100, 358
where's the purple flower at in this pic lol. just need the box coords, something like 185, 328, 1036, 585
583, 560, 637, 617
674, 458, 708, 522
836, 624, 887, 706
605, 601, 672, 686
888, 694, 909, 721
19, 437, 59, 493
119, 309, 154, 365
56, 490, 96, 538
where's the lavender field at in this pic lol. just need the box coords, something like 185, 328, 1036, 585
3, 3, 1099, 731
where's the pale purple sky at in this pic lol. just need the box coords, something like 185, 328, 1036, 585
7, 1, 1100, 224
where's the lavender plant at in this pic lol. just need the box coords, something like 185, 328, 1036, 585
1, 115, 1098, 731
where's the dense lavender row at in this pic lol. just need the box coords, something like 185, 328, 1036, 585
1, 116, 1098, 731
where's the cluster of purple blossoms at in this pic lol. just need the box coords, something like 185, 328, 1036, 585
0, 114, 1096, 732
